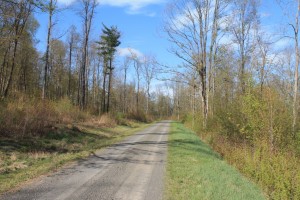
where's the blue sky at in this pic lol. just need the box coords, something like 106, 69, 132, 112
259, 0, 295, 49
34, 0, 181, 70
33, 0, 295, 82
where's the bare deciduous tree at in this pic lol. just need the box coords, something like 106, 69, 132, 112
67, 25, 79, 98
79, 0, 97, 109
122, 56, 131, 114
227, 0, 258, 93
142, 55, 157, 114
164, 0, 222, 127
292, 0, 300, 135
130, 51, 141, 113
42, 0, 57, 99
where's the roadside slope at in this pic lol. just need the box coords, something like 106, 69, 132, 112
0, 122, 150, 194
165, 122, 265, 200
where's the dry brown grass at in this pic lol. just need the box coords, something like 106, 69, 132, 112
0, 93, 152, 194
0, 118, 149, 194
0, 95, 92, 137
86, 114, 117, 128
126, 111, 150, 123
28, 151, 52, 160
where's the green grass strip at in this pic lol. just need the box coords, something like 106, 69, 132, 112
165, 122, 265, 200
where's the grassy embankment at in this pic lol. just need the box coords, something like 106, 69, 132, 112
0, 97, 151, 194
165, 122, 265, 200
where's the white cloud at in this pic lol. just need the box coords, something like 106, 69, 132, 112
100, 0, 164, 11
117, 47, 143, 58
274, 37, 292, 50
57, 0, 76, 6
57, 0, 164, 13
171, 10, 193, 30
260, 12, 271, 18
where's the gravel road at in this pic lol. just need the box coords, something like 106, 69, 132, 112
1, 121, 170, 200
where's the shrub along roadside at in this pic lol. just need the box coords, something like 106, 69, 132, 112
165, 122, 265, 200
0, 122, 150, 194
183, 88, 300, 199
0, 96, 90, 137
0, 95, 152, 138
198, 131, 300, 200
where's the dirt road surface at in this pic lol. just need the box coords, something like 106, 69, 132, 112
1, 121, 170, 200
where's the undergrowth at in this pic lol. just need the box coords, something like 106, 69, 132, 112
0, 94, 152, 194
183, 89, 300, 200
203, 133, 300, 200
0, 95, 151, 137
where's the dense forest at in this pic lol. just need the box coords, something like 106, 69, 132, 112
1, 0, 300, 199
0, 0, 173, 126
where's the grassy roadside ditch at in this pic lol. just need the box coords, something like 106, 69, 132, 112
0, 122, 150, 194
165, 122, 265, 200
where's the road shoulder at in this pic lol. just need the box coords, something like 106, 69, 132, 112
164, 122, 265, 200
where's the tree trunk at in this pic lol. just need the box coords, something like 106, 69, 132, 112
42, 0, 53, 100
68, 39, 72, 97
200, 67, 208, 128
77, 63, 81, 106
134, 60, 140, 113
81, 37, 88, 109
292, 0, 300, 136
80, 0, 96, 110
208, 0, 219, 117
240, 45, 246, 93
107, 58, 113, 113
123, 66, 127, 114
92, 58, 96, 109
260, 56, 266, 95
192, 84, 196, 129
0, 44, 11, 97
97, 58, 101, 115
4, 39, 18, 97
101, 63, 107, 113
146, 86, 150, 115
